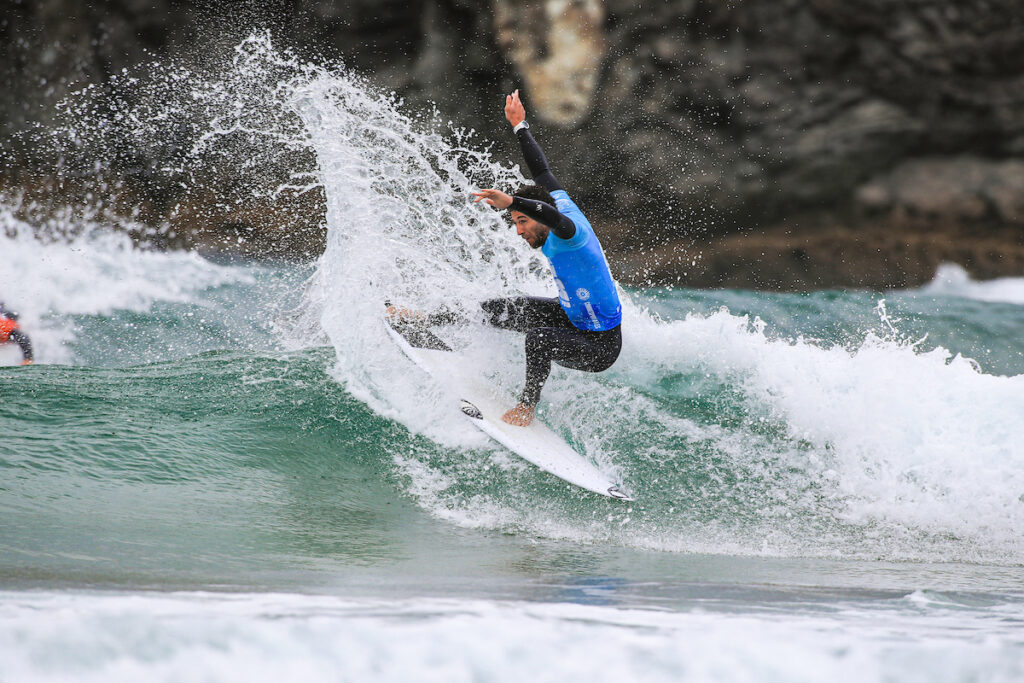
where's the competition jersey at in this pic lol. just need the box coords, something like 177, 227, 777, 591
0, 317, 17, 343
541, 190, 622, 331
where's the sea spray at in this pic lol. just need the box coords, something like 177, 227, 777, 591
289, 63, 549, 436
49, 32, 551, 425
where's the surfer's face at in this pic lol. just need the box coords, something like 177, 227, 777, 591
510, 211, 548, 248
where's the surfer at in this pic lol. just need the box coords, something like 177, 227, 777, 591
469, 89, 622, 426
0, 302, 34, 365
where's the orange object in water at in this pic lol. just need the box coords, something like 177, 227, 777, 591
0, 317, 18, 343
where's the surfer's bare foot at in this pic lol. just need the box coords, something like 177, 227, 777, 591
501, 403, 535, 426
386, 306, 425, 323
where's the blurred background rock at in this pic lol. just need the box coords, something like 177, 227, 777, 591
3, 0, 1023, 289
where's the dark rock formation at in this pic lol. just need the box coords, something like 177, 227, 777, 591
3, 0, 1024, 289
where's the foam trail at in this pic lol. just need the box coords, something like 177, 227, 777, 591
2, 592, 1023, 683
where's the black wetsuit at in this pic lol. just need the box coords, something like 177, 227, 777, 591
480, 295, 620, 405
483, 127, 622, 406
0, 302, 33, 363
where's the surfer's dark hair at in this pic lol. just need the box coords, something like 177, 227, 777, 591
513, 183, 554, 207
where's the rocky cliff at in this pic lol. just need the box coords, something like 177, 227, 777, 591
3, 0, 1024, 288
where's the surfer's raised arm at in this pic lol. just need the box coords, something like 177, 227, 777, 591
505, 90, 563, 193
450, 89, 623, 427
472, 188, 575, 240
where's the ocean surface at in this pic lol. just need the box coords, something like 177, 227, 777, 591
3, 34, 1024, 682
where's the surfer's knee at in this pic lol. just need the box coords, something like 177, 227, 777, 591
524, 327, 554, 358
481, 298, 504, 317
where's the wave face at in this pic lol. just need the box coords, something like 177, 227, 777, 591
4, 35, 1024, 592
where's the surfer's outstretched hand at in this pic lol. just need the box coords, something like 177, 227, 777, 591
502, 402, 535, 427
472, 188, 513, 209
505, 89, 526, 127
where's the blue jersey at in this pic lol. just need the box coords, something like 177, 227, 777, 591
541, 190, 622, 331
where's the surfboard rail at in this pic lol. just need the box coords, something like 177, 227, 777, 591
386, 318, 633, 501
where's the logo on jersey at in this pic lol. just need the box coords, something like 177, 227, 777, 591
555, 278, 570, 305
575, 287, 591, 301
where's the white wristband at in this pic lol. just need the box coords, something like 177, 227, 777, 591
513, 120, 529, 133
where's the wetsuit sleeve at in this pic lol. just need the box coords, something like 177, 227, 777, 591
9, 329, 32, 362
516, 128, 564, 193
509, 196, 576, 240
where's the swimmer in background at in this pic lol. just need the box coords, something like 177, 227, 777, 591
0, 302, 34, 365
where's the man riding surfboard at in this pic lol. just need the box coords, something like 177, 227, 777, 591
470, 90, 623, 426
389, 90, 623, 426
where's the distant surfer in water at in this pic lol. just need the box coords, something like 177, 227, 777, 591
0, 302, 34, 365
469, 89, 622, 426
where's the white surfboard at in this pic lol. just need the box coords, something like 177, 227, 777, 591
386, 320, 632, 501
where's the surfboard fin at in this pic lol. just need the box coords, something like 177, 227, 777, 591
607, 485, 633, 501
459, 400, 483, 420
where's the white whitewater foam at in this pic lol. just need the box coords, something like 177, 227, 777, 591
621, 307, 1024, 561
0, 591, 1022, 683
921, 263, 1024, 305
